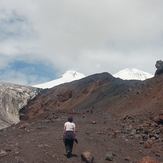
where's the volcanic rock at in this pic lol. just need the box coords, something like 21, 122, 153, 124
105, 152, 114, 161
0, 149, 7, 157
138, 156, 159, 163
144, 139, 154, 148
154, 112, 163, 125
91, 121, 96, 124
124, 156, 131, 162
81, 151, 94, 163
155, 60, 163, 76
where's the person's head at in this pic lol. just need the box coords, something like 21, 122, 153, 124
68, 116, 73, 122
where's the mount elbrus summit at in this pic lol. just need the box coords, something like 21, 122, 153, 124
0, 61, 163, 163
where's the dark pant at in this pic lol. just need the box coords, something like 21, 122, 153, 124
64, 139, 74, 154
63, 131, 74, 156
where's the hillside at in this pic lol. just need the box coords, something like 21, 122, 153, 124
20, 72, 162, 120
0, 70, 162, 163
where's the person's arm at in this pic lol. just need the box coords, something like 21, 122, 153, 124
73, 123, 78, 143
73, 123, 76, 133
64, 123, 66, 133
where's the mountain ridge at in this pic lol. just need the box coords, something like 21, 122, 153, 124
33, 68, 153, 89
20, 71, 163, 120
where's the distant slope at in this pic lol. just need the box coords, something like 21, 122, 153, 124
0, 83, 39, 129
20, 72, 163, 120
20, 72, 142, 119
114, 68, 153, 80
33, 70, 85, 89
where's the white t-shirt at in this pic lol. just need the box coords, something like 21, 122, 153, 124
64, 122, 76, 131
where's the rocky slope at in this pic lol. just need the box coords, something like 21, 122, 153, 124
0, 82, 40, 129
20, 72, 163, 120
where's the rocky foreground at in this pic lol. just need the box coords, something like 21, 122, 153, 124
0, 111, 162, 163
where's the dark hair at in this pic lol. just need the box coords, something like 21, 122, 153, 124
68, 116, 73, 122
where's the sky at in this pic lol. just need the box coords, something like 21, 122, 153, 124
0, 0, 162, 85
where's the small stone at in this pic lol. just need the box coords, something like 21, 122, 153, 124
0, 150, 7, 157
135, 134, 141, 139
38, 144, 44, 148
155, 153, 160, 157
150, 137, 156, 141
91, 121, 96, 124
85, 131, 90, 135
15, 151, 20, 155
144, 139, 153, 148
18, 122, 29, 129
105, 152, 114, 161
154, 134, 159, 139
130, 129, 136, 136
124, 156, 131, 161
96, 131, 105, 135
125, 139, 129, 142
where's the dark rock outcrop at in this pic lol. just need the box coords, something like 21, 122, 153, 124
154, 111, 163, 125
155, 60, 163, 76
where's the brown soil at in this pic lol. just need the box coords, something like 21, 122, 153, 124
0, 112, 162, 163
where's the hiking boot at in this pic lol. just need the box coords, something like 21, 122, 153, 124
67, 152, 71, 158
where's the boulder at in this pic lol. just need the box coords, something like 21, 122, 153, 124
138, 156, 159, 163
154, 112, 163, 125
155, 60, 163, 76
81, 151, 94, 163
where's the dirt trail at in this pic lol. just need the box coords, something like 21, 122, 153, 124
0, 112, 162, 163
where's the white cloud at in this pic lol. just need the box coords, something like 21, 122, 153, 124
0, 0, 163, 84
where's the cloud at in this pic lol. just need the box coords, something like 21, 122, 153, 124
26, 0, 163, 73
0, 0, 163, 84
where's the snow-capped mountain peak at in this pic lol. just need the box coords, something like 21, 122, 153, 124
33, 70, 85, 89
113, 68, 153, 80
62, 70, 84, 79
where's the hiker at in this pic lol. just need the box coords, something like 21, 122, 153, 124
63, 116, 77, 158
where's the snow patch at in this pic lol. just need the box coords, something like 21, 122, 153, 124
33, 70, 85, 89
113, 68, 153, 80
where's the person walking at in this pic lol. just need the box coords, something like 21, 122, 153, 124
63, 116, 77, 158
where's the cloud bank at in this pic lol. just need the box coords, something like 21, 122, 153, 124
0, 0, 163, 84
